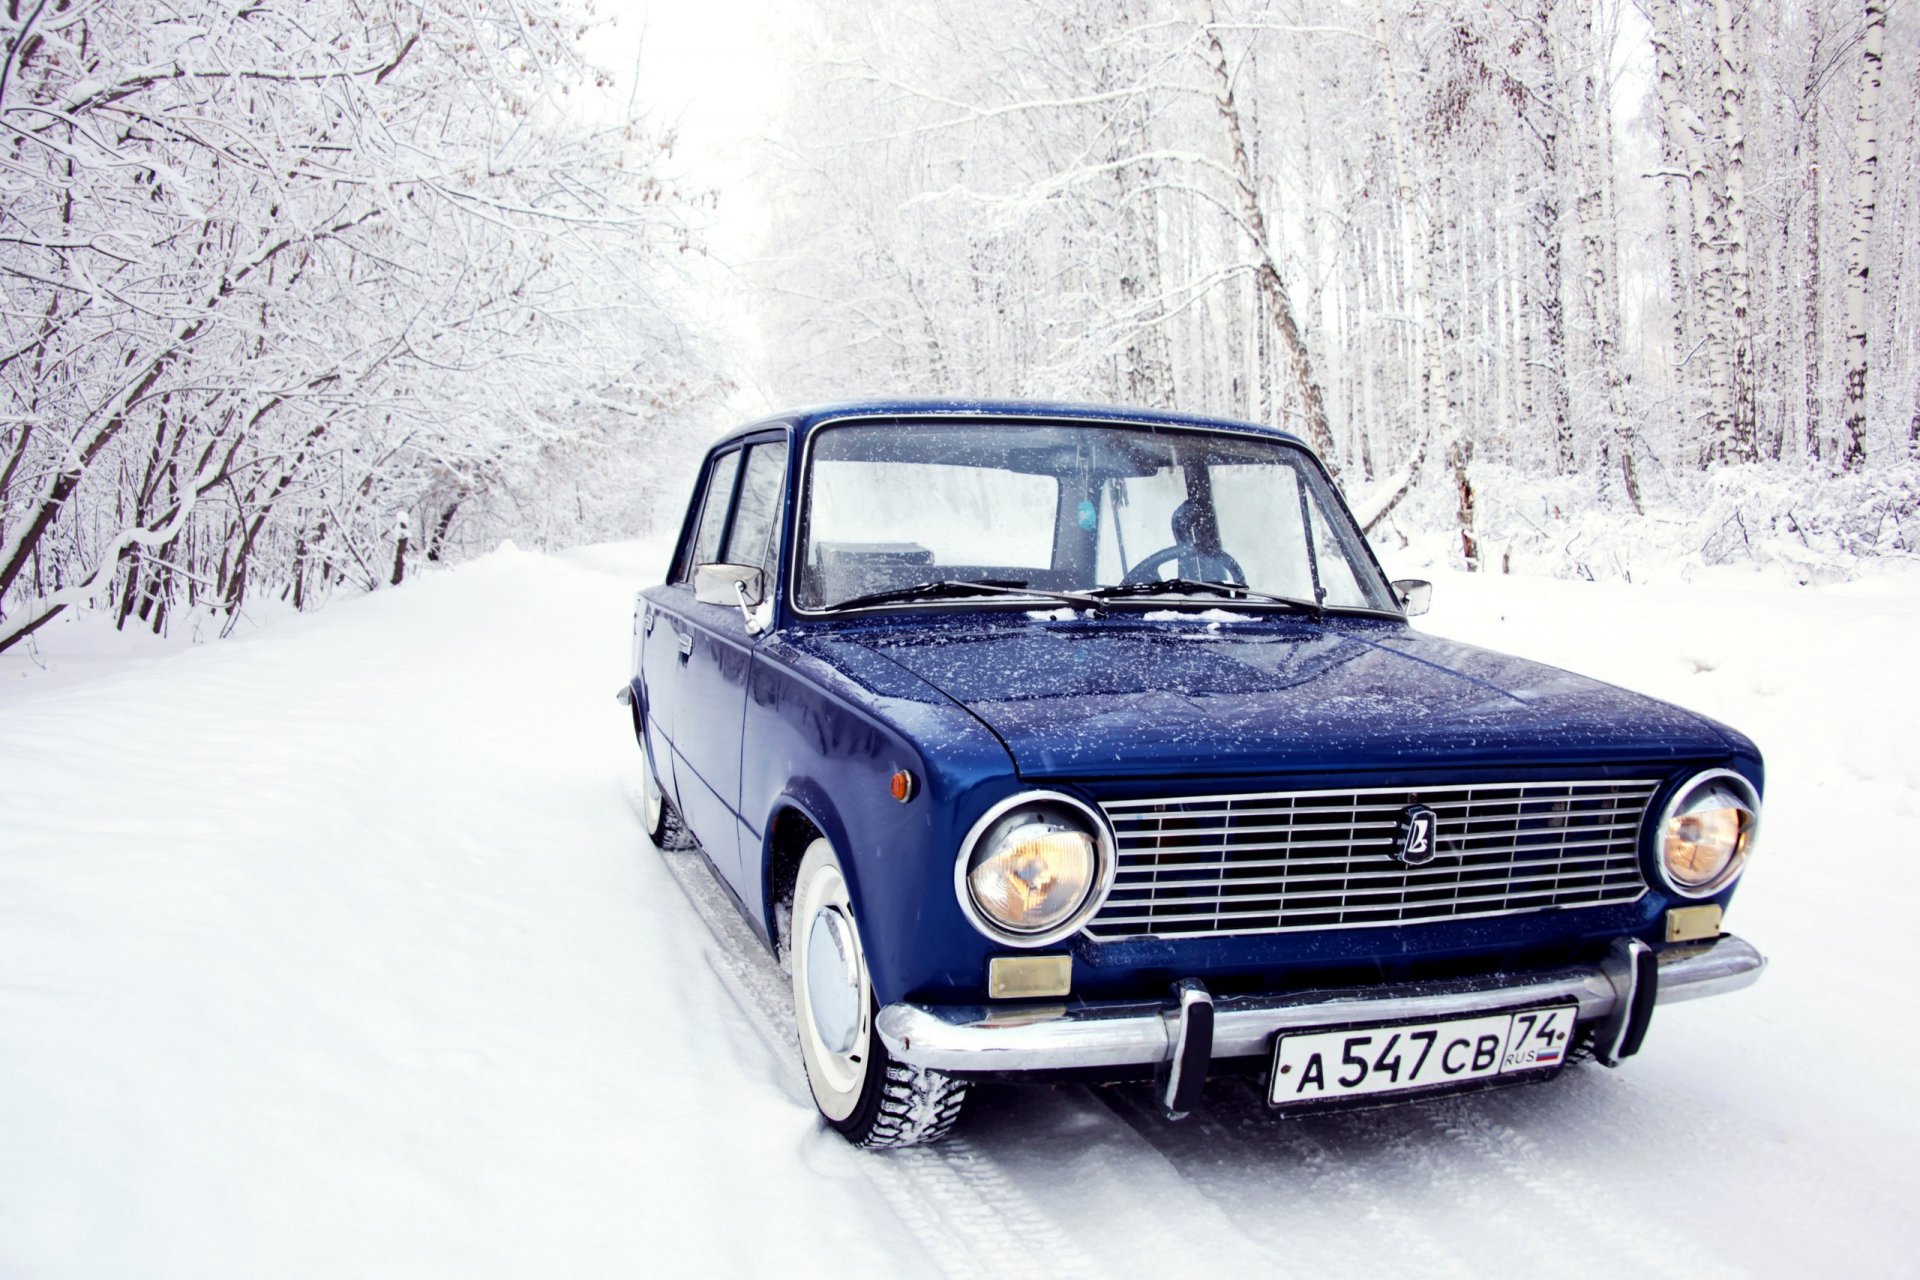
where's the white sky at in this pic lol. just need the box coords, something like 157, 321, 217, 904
582, 0, 789, 416
585, 2, 782, 250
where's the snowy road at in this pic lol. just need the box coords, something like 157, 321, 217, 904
4, 542, 1917, 1278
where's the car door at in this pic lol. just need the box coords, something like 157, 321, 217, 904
642, 447, 740, 817
665, 436, 788, 894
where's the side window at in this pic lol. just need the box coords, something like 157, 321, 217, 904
685, 449, 742, 579
726, 442, 789, 575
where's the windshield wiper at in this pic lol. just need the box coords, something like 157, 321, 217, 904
1083, 579, 1323, 615
829, 579, 1106, 612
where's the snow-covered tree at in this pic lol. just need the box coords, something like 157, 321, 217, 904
750, 0, 1920, 576
0, 0, 711, 650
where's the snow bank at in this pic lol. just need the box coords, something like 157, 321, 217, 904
1372, 459, 1920, 584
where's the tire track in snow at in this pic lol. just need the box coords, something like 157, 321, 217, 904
1416, 1091, 1741, 1280
1335, 1099, 1592, 1276
1098, 1078, 1483, 1278
872, 1140, 1094, 1280
626, 783, 1096, 1280
1099, 1050, 1748, 1279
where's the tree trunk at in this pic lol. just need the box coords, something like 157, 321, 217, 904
1644, 0, 1697, 443
1449, 436, 1478, 569
1522, 0, 1574, 475
1840, 0, 1888, 472
1370, 0, 1474, 562
1909, 373, 1919, 458
1648, 0, 1730, 467
426, 500, 462, 562
1803, 2, 1826, 461
1708, 0, 1758, 462
0, 345, 185, 607
1573, 3, 1641, 510
390, 514, 410, 587
1199, 5, 1337, 461
115, 551, 144, 630
1370, 2, 1447, 455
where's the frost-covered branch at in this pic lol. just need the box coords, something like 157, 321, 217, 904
0, 0, 718, 644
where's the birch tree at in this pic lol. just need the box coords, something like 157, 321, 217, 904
1569, 1, 1641, 508
1199, 1, 1337, 459
1841, 0, 1888, 470
1709, 0, 1759, 462
752, 0, 1919, 575
1801, 2, 1828, 461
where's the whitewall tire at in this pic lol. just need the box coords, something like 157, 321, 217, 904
790, 838, 966, 1147
637, 737, 691, 851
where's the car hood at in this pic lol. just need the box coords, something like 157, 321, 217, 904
839, 614, 1734, 779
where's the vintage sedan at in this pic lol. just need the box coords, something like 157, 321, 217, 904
621, 400, 1765, 1148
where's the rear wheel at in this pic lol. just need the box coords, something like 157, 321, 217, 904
638, 740, 692, 850
791, 838, 966, 1148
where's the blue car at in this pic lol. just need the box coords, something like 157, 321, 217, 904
622, 400, 1765, 1148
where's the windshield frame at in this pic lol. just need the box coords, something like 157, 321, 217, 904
785, 413, 1405, 622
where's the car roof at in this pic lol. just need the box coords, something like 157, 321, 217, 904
707, 398, 1311, 453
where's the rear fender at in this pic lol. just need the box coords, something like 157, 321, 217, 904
628, 681, 678, 812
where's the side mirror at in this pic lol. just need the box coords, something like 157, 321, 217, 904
1392, 579, 1433, 617
695, 563, 770, 632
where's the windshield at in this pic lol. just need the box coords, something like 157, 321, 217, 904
795, 420, 1397, 613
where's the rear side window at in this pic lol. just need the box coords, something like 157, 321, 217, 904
727, 442, 789, 575
685, 449, 742, 579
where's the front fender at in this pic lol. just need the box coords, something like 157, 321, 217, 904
760, 779, 857, 923
744, 631, 1019, 1006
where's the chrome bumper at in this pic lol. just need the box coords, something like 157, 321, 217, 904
877, 934, 1765, 1075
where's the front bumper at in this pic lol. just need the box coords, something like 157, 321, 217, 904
877, 934, 1764, 1076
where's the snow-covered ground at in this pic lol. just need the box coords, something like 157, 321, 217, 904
3, 541, 1917, 1278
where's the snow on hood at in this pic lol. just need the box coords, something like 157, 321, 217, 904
839, 615, 1736, 779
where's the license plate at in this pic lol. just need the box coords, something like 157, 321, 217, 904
1269, 1004, 1577, 1107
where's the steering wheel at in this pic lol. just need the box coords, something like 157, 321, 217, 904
1121, 544, 1247, 586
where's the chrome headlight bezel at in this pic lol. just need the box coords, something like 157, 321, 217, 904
1651, 768, 1760, 899
953, 790, 1117, 948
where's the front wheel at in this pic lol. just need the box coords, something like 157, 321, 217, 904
791, 838, 966, 1148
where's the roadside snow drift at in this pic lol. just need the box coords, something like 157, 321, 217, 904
2, 542, 1917, 1278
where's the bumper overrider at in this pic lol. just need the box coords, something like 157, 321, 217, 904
877, 934, 1765, 1117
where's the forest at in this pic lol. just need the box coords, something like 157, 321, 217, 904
2, 0, 1916, 652
757, 0, 1920, 580
0, 0, 719, 653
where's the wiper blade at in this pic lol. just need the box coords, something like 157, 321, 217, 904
829, 579, 1026, 610
829, 579, 1105, 612
1084, 579, 1323, 614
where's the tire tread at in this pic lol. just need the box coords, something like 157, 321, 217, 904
853, 1062, 968, 1150
653, 801, 697, 851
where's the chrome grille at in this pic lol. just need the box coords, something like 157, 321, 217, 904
1087, 779, 1658, 940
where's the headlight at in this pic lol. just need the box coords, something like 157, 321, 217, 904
1655, 769, 1759, 897
955, 792, 1114, 947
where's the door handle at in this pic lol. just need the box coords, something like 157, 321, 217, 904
677, 634, 694, 661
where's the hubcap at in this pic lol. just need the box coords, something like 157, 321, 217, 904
805, 906, 862, 1055
793, 848, 871, 1118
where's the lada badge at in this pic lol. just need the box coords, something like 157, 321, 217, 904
1393, 804, 1441, 866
